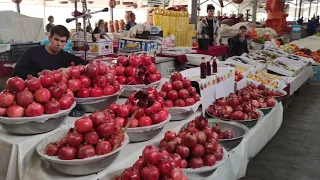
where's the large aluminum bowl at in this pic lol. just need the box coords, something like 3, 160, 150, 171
181, 147, 228, 179
206, 109, 264, 129
168, 101, 201, 121
103, 147, 228, 180
126, 114, 171, 142
273, 89, 288, 102
258, 101, 278, 115
36, 129, 129, 176
208, 119, 249, 151
0, 103, 76, 135
120, 80, 161, 98
75, 90, 122, 113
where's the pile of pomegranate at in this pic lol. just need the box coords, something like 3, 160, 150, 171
115, 54, 161, 85
235, 70, 244, 82
159, 115, 224, 169
63, 61, 120, 98
0, 73, 75, 118
114, 146, 188, 180
158, 72, 201, 108
207, 83, 279, 120
45, 113, 125, 160
107, 87, 169, 128
212, 124, 234, 139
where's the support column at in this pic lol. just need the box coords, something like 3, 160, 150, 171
298, 0, 302, 18
191, 0, 197, 26
16, 3, 20, 13
308, 1, 312, 18
294, 0, 298, 20
316, 0, 319, 16
252, 0, 258, 24
110, 8, 114, 21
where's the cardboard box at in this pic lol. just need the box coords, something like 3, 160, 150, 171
73, 42, 114, 56
88, 42, 113, 55
118, 37, 158, 57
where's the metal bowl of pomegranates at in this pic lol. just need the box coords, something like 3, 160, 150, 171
0, 103, 76, 135
257, 100, 278, 115
181, 147, 228, 179
206, 109, 264, 129
75, 90, 123, 113
36, 129, 129, 176
120, 80, 162, 98
208, 119, 249, 151
126, 114, 171, 142
273, 89, 287, 102
169, 101, 201, 121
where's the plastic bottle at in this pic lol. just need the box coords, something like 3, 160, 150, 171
207, 60, 211, 76
212, 57, 217, 74
200, 57, 207, 79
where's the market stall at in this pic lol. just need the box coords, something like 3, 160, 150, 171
0, 0, 317, 179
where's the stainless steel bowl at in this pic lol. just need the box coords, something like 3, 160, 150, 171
121, 89, 132, 98
208, 119, 249, 151
0, 115, 67, 135
258, 101, 278, 115
36, 130, 129, 176
126, 114, 171, 142
120, 80, 162, 98
0, 103, 76, 135
206, 109, 264, 129
169, 108, 194, 121
75, 94, 120, 113
274, 89, 287, 102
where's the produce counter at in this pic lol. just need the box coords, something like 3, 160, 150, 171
290, 36, 320, 51
157, 46, 229, 64
19, 102, 284, 180
287, 65, 313, 95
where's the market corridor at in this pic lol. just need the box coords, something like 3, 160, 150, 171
242, 84, 320, 180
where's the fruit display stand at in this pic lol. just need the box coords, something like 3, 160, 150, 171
19, 100, 283, 180
285, 65, 313, 95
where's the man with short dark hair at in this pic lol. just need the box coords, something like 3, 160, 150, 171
228, 25, 249, 57
13, 25, 88, 79
197, 4, 221, 46
125, 13, 137, 30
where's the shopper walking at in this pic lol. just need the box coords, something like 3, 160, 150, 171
46, 16, 54, 32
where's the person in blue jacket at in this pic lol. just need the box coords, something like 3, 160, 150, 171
307, 18, 316, 36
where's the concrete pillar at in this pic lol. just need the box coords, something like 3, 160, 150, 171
298, 0, 302, 18
252, 0, 258, 24
191, 0, 197, 26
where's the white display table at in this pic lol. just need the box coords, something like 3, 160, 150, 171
287, 65, 313, 95
19, 103, 283, 180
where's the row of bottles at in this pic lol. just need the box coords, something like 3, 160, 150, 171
108, 20, 125, 33
200, 57, 217, 79
153, 8, 189, 37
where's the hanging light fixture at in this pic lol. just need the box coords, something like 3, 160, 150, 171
109, 0, 116, 8
60, 1, 68, 4
12, 0, 22, 4
88, 0, 94, 3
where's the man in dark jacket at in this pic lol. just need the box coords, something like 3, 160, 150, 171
228, 26, 249, 57
13, 25, 87, 80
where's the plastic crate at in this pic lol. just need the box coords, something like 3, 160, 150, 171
0, 42, 40, 63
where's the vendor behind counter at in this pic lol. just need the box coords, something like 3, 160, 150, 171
13, 25, 88, 80
125, 12, 137, 30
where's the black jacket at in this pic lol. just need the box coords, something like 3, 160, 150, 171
228, 34, 249, 57
13, 45, 88, 80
